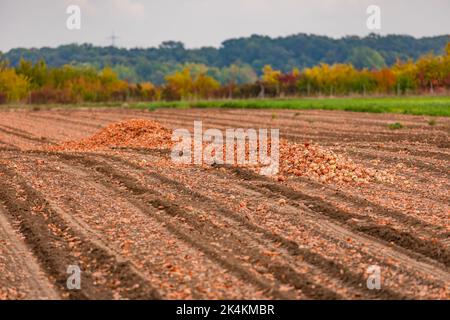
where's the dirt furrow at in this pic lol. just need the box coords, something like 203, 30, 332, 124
0, 205, 59, 300
0, 138, 19, 149
0, 113, 94, 144
0, 160, 161, 300
26, 113, 104, 130
224, 167, 449, 267
340, 147, 449, 176
146, 111, 448, 147
0, 108, 447, 300
202, 167, 449, 292
0, 125, 53, 145
97, 153, 411, 299
8, 154, 273, 300
215, 109, 447, 131
354, 144, 450, 162
53, 151, 345, 299
287, 176, 449, 237
155, 109, 449, 139
106, 148, 448, 297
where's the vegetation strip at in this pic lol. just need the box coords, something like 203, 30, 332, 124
137, 97, 450, 117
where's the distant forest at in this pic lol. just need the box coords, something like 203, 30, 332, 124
1, 33, 449, 85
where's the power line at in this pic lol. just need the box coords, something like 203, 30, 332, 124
107, 31, 119, 47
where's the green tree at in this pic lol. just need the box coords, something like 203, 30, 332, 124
113, 64, 139, 83
348, 47, 386, 70
16, 58, 48, 88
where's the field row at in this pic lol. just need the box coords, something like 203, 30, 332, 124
0, 107, 448, 299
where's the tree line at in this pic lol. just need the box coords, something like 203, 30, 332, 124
2, 33, 448, 85
0, 43, 449, 104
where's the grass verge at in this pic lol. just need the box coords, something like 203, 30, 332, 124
2, 96, 449, 117
133, 96, 450, 117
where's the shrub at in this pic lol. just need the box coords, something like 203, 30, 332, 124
29, 88, 75, 104
388, 122, 404, 130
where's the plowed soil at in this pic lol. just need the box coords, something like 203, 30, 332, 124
0, 107, 448, 300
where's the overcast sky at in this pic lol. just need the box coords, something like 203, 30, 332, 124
1, 0, 449, 52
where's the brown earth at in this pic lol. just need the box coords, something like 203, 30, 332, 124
0, 107, 448, 300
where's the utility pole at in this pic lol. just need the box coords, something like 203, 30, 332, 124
108, 31, 119, 47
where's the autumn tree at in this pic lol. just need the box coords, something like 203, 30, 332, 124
278, 68, 300, 96
193, 73, 220, 99
164, 68, 194, 100
0, 68, 30, 102
2, 43, 449, 103
136, 82, 159, 101
371, 68, 396, 94
355, 69, 377, 95
443, 42, 450, 87
15, 58, 48, 89
392, 60, 417, 94
299, 64, 331, 96
416, 54, 442, 92
259, 65, 281, 97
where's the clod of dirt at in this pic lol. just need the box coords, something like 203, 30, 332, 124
49, 119, 173, 151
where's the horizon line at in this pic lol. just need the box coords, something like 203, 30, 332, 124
3, 32, 449, 53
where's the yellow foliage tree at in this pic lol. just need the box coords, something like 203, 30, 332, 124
392, 60, 418, 94
165, 68, 194, 99
0, 69, 30, 102
261, 65, 281, 85
194, 73, 220, 99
